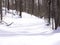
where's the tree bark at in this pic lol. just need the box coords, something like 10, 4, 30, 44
0, 0, 2, 22
19, 0, 22, 18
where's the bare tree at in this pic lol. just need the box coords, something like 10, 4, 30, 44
7, 0, 9, 10
38, 0, 41, 17
19, 0, 22, 18
48, 0, 51, 25
31, 0, 34, 14
54, 0, 59, 29
0, 0, 2, 22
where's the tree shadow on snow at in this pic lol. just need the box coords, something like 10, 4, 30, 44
0, 30, 19, 37
38, 27, 60, 36
52, 41, 60, 45
19, 27, 60, 36
0, 27, 60, 37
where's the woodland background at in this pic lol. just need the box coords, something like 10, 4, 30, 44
0, 0, 60, 29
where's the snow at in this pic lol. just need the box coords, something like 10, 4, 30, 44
0, 8, 60, 45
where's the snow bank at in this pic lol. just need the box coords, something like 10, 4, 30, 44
0, 8, 60, 45
0, 9, 52, 34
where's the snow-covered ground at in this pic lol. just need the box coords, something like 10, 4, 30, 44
0, 8, 60, 45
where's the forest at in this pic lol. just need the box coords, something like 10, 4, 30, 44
0, 0, 60, 30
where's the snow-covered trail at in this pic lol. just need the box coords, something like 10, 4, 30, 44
0, 33, 60, 45
0, 11, 52, 34
0, 8, 60, 45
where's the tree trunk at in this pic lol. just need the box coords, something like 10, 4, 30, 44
0, 0, 2, 22
48, 0, 51, 25
7, 0, 9, 10
19, 0, 22, 18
